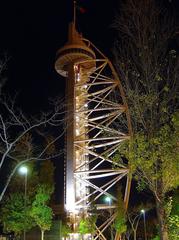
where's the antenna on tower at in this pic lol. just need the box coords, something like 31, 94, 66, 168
73, 1, 76, 28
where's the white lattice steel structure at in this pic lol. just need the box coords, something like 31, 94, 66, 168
55, 22, 132, 240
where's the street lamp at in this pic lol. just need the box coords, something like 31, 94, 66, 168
105, 196, 112, 205
141, 209, 147, 240
105, 196, 113, 240
19, 166, 28, 240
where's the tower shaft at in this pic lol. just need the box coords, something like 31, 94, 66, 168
55, 22, 132, 240
65, 64, 75, 212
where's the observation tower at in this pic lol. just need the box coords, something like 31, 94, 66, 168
55, 12, 132, 240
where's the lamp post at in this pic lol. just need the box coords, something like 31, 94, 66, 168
19, 166, 28, 240
141, 209, 147, 240
105, 196, 113, 240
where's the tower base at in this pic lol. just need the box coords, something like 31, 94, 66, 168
64, 233, 92, 240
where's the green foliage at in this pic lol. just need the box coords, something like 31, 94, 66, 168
61, 223, 71, 238
172, 112, 179, 129
151, 236, 160, 240
171, 190, 179, 216
78, 215, 96, 234
119, 119, 179, 194
0, 193, 34, 237
30, 184, 53, 233
114, 216, 127, 234
114, 0, 179, 238
165, 195, 179, 240
168, 215, 179, 240
114, 188, 127, 234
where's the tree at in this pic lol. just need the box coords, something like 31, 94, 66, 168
114, 188, 127, 240
168, 215, 179, 240
61, 223, 71, 239
113, 1, 179, 239
30, 184, 53, 240
127, 212, 141, 240
39, 159, 55, 189
0, 95, 64, 201
165, 191, 179, 240
0, 193, 34, 239
78, 215, 96, 236
0, 144, 56, 238
7, 134, 39, 197
0, 58, 65, 201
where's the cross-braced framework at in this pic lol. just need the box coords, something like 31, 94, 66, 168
55, 23, 132, 240
73, 40, 132, 240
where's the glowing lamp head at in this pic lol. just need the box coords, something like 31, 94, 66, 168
141, 209, 145, 214
105, 196, 112, 204
19, 166, 28, 175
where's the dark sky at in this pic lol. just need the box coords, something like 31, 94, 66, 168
0, 0, 178, 111
0, 0, 118, 114
0, 0, 120, 203
0, 0, 178, 203
0, 0, 178, 112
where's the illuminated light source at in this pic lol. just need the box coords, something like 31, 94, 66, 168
66, 204, 75, 212
77, 73, 80, 81
84, 103, 88, 107
65, 190, 75, 212
76, 115, 79, 120
19, 166, 28, 175
69, 233, 80, 239
74, 65, 78, 72
76, 129, 80, 135
141, 209, 147, 240
105, 196, 112, 204
19, 166, 28, 240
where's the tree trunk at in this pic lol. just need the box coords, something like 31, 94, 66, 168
133, 230, 137, 240
41, 229, 44, 240
156, 197, 169, 240
114, 232, 121, 240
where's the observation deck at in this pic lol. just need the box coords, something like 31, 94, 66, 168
55, 22, 96, 77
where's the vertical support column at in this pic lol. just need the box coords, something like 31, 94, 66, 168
74, 65, 89, 212
65, 64, 75, 213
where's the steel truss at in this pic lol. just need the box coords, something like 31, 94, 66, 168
55, 23, 132, 240
72, 40, 132, 240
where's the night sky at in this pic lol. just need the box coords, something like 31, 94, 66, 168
0, 0, 178, 204
0, 0, 178, 111
0, 0, 118, 113
0, 0, 119, 203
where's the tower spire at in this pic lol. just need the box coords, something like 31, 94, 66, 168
73, 1, 76, 28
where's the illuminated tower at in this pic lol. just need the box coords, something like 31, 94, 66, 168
55, 20, 132, 240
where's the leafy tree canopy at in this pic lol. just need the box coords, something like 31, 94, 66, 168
114, 188, 127, 234
113, 1, 179, 238
30, 184, 53, 233
61, 223, 71, 238
0, 193, 34, 237
117, 113, 179, 195
78, 215, 96, 235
